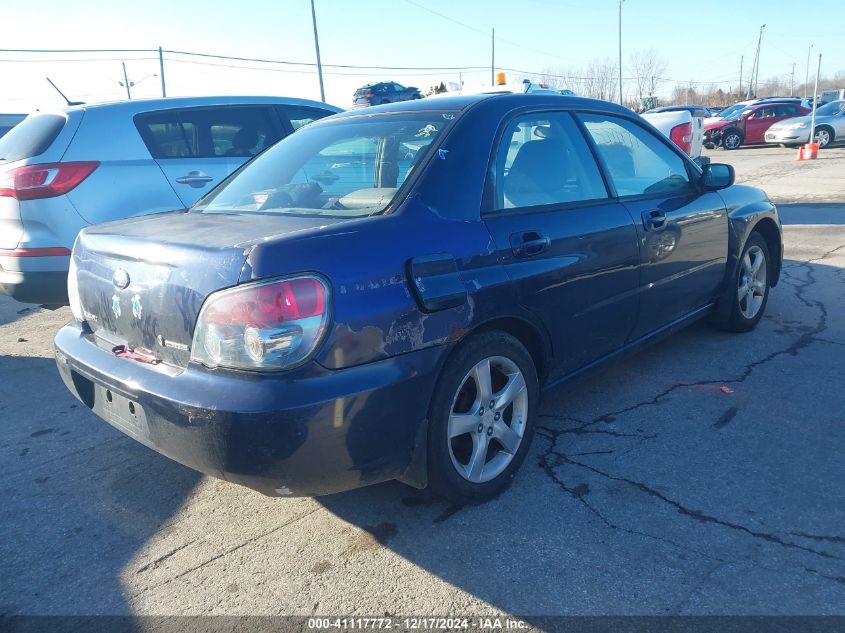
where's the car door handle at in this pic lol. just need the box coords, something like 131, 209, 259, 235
642, 210, 667, 231
175, 171, 214, 186
510, 231, 550, 258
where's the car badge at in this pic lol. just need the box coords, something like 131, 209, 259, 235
111, 295, 122, 319
112, 269, 130, 290
131, 294, 143, 320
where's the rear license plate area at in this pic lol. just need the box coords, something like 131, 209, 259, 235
91, 383, 149, 440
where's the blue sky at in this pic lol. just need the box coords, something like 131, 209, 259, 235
1, 0, 843, 111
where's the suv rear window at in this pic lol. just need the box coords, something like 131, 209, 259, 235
0, 114, 65, 164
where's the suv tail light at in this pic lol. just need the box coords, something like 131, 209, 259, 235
191, 276, 330, 371
0, 162, 99, 201
669, 123, 693, 154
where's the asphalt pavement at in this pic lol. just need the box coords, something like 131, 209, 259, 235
1, 147, 843, 618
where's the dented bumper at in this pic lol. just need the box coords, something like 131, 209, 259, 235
54, 321, 445, 496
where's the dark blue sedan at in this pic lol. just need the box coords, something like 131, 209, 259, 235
353, 81, 422, 107
54, 95, 782, 504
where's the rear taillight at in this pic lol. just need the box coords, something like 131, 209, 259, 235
191, 276, 330, 371
0, 161, 99, 201
365, 92, 374, 98
669, 123, 693, 154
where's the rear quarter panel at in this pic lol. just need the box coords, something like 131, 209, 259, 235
62, 106, 184, 226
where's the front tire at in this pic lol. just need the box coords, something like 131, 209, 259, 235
814, 126, 834, 149
427, 331, 539, 504
717, 232, 771, 332
722, 130, 743, 150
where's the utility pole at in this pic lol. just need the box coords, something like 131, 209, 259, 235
310, 0, 326, 103
790, 63, 795, 96
809, 53, 822, 144
618, 0, 625, 105
491, 28, 495, 85
739, 55, 743, 99
754, 24, 765, 97
804, 44, 813, 99
121, 62, 132, 100
158, 46, 167, 97
747, 24, 765, 99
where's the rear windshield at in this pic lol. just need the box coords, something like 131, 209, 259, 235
0, 114, 66, 164
193, 112, 455, 218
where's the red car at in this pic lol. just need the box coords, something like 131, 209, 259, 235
704, 102, 811, 149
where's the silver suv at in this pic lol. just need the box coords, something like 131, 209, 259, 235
0, 96, 341, 305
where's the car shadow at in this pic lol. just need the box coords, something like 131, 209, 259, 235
0, 355, 202, 617
316, 255, 845, 617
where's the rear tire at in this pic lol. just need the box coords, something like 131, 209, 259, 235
427, 331, 539, 505
714, 231, 771, 332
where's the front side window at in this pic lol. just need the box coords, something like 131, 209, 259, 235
579, 113, 692, 197
194, 113, 453, 218
494, 111, 607, 210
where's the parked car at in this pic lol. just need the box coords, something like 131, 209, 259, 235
55, 94, 782, 504
765, 99, 845, 148
641, 108, 705, 163
643, 105, 712, 118
353, 82, 421, 107
704, 102, 811, 149
703, 98, 804, 126
0, 114, 26, 138
0, 96, 340, 305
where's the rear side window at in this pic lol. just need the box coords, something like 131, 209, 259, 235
494, 111, 607, 210
281, 106, 335, 131
135, 106, 281, 159
579, 113, 692, 198
0, 114, 65, 163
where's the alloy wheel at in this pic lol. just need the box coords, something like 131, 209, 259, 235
814, 128, 831, 148
738, 245, 767, 319
723, 133, 742, 150
447, 356, 528, 483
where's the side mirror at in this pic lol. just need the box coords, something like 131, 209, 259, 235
702, 163, 735, 190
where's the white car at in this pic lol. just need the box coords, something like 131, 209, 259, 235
765, 100, 845, 148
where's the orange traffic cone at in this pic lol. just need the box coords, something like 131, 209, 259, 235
797, 143, 819, 161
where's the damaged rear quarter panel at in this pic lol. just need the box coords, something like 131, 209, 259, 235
243, 196, 513, 370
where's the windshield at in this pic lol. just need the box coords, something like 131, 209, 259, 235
816, 100, 845, 116
716, 104, 746, 119
194, 112, 454, 218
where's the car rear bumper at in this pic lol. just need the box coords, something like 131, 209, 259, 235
54, 321, 446, 496
0, 252, 69, 304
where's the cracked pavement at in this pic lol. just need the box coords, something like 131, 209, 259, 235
1, 195, 844, 616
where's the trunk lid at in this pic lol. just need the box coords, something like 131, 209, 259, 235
73, 210, 346, 367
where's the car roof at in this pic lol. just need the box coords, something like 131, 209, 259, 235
63, 95, 342, 115
329, 93, 633, 118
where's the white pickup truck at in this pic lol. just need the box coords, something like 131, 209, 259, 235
641, 109, 707, 165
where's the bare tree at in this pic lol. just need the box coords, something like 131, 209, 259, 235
629, 48, 667, 99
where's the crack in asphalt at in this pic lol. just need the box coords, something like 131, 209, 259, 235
535, 242, 845, 568
554, 450, 843, 562
535, 428, 726, 562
